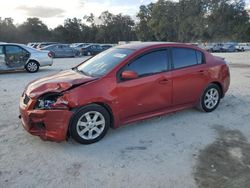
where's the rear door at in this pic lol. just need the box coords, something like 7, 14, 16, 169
116, 49, 172, 121
170, 47, 208, 106
63, 45, 74, 57
57, 45, 65, 57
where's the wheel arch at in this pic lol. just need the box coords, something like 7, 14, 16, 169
210, 81, 224, 98
26, 59, 40, 66
94, 102, 115, 129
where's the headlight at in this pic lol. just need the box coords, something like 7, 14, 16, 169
35, 93, 62, 110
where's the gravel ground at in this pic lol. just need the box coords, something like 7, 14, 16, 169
0, 52, 250, 188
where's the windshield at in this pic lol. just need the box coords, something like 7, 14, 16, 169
77, 48, 134, 77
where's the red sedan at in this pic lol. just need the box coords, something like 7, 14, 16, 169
19, 42, 230, 144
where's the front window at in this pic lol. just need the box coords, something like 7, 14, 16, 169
124, 50, 168, 77
77, 48, 134, 77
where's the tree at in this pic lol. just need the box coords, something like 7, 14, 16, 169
0, 18, 18, 42
135, 4, 155, 41
148, 0, 178, 41
1, 1, 250, 44
96, 11, 136, 43
18, 18, 51, 43
136, 0, 250, 42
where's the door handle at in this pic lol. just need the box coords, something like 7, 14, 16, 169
193, 70, 205, 75
199, 70, 205, 75
158, 78, 169, 85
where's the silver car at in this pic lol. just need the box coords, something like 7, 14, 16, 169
41, 44, 78, 58
0, 43, 53, 73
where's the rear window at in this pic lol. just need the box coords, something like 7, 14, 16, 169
172, 48, 204, 69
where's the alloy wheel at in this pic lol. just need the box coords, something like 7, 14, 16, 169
76, 111, 105, 140
204, 88, 219, 109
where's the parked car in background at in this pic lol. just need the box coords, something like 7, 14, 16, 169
221, 44, 236, 52
0, 43, 53, 73
41, 44, 78, 58
73, 43, 90, 54
202, 43, 214, 51
236, 43, 250, 51
210, 43, 224, 52
70, 43, 87, 48
27, 42, 36, 47
19, 42, 230, 144
36, 42, 59, 49
101, 44, 113, 50
80, 44, 104, 56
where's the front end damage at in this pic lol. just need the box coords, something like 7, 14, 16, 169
19, 93, 73, 142
19, 69, 97, 142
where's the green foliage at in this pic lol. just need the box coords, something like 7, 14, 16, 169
0, 0, 249, 43
0, 11, 136, 44
136, 0, 250, 42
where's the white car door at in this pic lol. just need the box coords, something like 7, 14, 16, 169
0, 46, 6, 69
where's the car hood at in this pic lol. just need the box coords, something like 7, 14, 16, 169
26, 69, 97, 99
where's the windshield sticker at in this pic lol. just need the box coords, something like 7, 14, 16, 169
113, 53, 127, 58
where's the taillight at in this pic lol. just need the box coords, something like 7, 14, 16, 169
48, 52, 53, 58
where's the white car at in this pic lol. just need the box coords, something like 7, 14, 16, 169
0, 43, 53, 73
236, 43, 250, 51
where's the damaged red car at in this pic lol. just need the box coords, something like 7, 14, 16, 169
19, 42, 230, 144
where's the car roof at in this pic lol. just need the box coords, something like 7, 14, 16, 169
116, 42, 193, 50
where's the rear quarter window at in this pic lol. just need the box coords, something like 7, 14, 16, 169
172, 48, 204, 69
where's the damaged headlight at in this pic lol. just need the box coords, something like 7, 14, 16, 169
35, 93, 62, 110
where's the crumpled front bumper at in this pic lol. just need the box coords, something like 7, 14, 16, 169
19, 96, 73, 142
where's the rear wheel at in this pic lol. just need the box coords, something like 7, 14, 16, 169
198, 84, 221, 112
25, 61, 39, 73
70, 104, 110, 144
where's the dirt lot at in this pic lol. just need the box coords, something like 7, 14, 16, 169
0, 52, 250, 188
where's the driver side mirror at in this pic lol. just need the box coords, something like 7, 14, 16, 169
121, 70, 138, 80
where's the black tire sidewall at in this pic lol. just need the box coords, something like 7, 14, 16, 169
70, 104, 110, 144
25, 61, 39, 73
201, 84, 221, 113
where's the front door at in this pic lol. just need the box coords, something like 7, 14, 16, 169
0, 45, 5, 69
5, 45, 30, 68
116, 49, 172, 121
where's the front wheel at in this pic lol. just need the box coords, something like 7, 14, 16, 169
25, 61, 39, 73
70, 104, 110, 144
198, 84, 221, 112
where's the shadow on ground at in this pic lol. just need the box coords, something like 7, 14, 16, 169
194, 126, 250, 188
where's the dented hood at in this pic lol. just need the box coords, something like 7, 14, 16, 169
26, 69, 97, 99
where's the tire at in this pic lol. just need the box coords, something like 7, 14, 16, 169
198, 84, 221, 112
25, 61, 39, 73
87, 52, 91, 56
70, 104, 110, 144
75, 51, 80, 57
